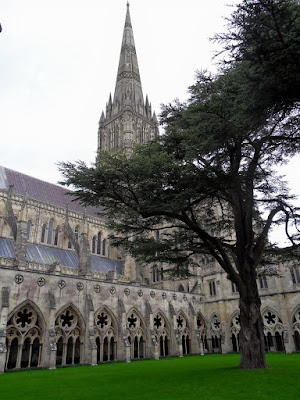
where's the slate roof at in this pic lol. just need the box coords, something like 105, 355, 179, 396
0, 166, 103, 218
0, 238, 124, 275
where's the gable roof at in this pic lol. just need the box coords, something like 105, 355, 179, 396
0, 166, 103, 218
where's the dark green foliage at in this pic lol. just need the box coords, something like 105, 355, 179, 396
215, 0, 300, 112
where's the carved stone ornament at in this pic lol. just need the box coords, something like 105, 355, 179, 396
0, 342, 7, 353
77, 282, 84, 291
138, 289, 143, 297
58, 280, 66, 289
0, 329, 6, 337
173, 294, 177, 300
48, 328, 56, 337
162, 292, 167, 299
90, 338, 97, 350
14, 274, 24, 284
37, 277, 46, 287
50, 341, 57, 351
150, 291, 155, 298
192, 296, 196, 303
183, 294, 187, 301
124, 288, 130, 296
200, 297, 204, 304
110, 286, 116, 295
94, 284, 101, 293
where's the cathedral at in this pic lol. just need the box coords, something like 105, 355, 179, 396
0, 3, 299, 373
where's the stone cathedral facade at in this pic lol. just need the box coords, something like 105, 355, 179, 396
0, 4, 299, 373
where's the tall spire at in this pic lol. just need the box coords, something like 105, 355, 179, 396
113, 1, 143, 111
97, 3, 159, 159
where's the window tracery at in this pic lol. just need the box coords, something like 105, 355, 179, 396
26, 220, 32, 241
292, 306, 300, 351
94, 308, 117, 362
196, 313, 208, 351
209, 314, 222, 353
153, 312, 169, 357
126, 310, 145, 359
55, 307, 82, 366
176, 312, 190, 355
5, 305, 43, 370
230, 312, 240, 352
40, 223, 46, 243
262, 309, 285, 351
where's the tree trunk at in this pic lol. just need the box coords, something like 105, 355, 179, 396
238, 274, 269, 369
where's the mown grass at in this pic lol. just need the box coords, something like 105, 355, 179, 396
0, 353, 299, 400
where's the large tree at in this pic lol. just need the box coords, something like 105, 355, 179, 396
60, 0, 300, 369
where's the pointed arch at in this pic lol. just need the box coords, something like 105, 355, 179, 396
178, 284, 185, 292
26, 220, 33, 241
5, 301, 45, 370
47, 218, 54, 244
208, 313, 222, 353
94, 306, 118, 363
196, 312, 208, 352
291, 305, 300, 350
261, 307, 285, 352
53, 226, 59, 246
126, 308, 146, 360
176, 310, 190, 355
55, 303, 85, 366
40, 223, 47, 243
228, 310, 240, 353
153, 309, 171, 357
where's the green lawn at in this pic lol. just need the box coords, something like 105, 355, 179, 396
0, 354, 299, 400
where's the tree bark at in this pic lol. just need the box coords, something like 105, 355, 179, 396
239, 274, 268, 369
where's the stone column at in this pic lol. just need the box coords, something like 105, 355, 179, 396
0, 287, 9, 373
47, 291, 57, 370
118, 298, 127, 361
86, 295, 97, 365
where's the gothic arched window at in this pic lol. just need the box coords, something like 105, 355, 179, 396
97, 232, 101, 255
47, 219, 54, 244
26, 220, 32, 241
102, 239, 106, 256
5, 304, 43, 370
92, 236, 96, 254
55, 307, 83, 366
54, 227, 59, 246
40, 223, 47, 243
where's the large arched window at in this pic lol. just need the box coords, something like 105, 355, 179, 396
40, 223, 47, 243
94, 308, 118, 363
47, 219, 54, 244
209, 314, 222, 353
74, 226, 79, 241
262, 309, 285, 352
92, 236, 96, 254
230, 312, 240, 352
55, 306, 83, 366
176, 312, 190, 355
26, 220, 32, 241
153, 312, 170, 357
54, 227, 59, 246
97, 232, 101, 255
5, 304, 43, 370
126, 310, 146, 360
102, 239, 106, 256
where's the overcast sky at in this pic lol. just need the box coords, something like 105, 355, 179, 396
1, 0, 299, 244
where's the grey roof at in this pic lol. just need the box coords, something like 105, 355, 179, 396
0, 166, 103, 218
0, 238, 124, 275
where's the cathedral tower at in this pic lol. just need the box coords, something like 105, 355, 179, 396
97, 2, 159, 158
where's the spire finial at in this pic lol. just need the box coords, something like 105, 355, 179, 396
127, 1, 130, 7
